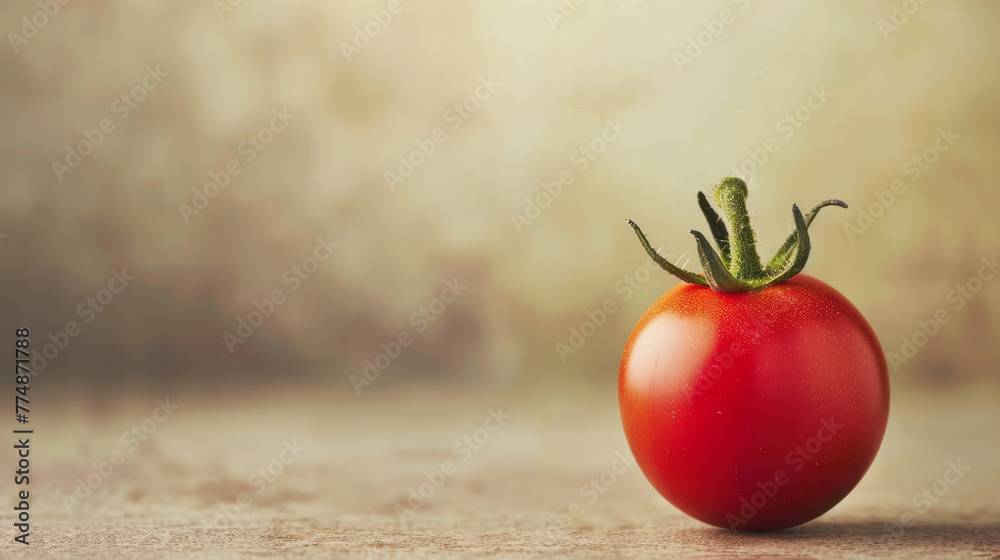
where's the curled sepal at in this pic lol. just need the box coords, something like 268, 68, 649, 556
697, 191, 730, 265
690, 230, 753, 292
626, 220, 709, 287
763, 204, 811, 287
625, 178, 844, 292
765, 199, 846, 274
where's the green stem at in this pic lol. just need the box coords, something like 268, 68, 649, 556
625, 177, 846, 293
713, 178, 764, 282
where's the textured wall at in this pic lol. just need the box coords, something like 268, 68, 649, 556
1, 0, 998, 396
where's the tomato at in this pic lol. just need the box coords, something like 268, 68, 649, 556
621, 178, 889, 531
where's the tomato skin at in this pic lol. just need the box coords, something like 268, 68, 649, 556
619, 274, 889, 531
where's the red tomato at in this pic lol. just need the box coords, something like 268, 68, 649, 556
619, 273, 889, 531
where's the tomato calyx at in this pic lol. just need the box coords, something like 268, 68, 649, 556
627, 177, 847, 293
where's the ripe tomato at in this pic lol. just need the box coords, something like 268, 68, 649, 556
621, 178, 889, 531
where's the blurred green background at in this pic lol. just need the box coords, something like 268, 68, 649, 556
1, 0, 997, 399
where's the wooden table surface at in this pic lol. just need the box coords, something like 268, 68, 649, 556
2, 385, 998, 559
